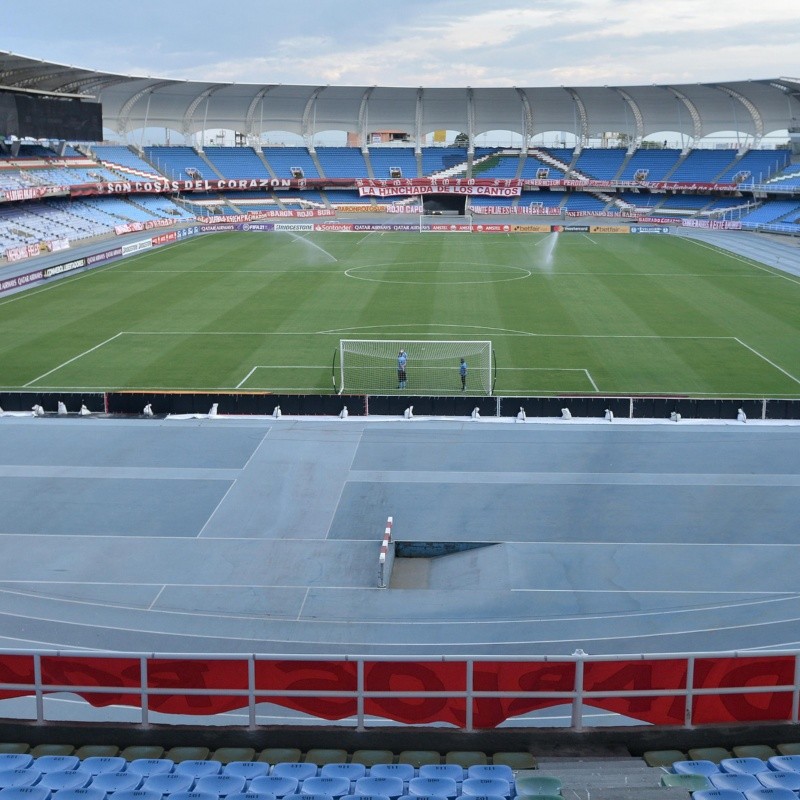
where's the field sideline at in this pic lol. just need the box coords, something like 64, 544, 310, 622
1, 230, 799, 397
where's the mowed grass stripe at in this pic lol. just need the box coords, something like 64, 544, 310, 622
1, 231, 799, 396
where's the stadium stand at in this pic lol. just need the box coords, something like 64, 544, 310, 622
315, 147, 369, 179
421, 147, 468, 176
572, 148, 628, 180
368, 147, 418, 179
667, 149, 738, 182
617, 148, 682, 181
715, 149, 790, 183
739, 199, 800, 225
262, 147, 320, 178
143, 147, 219, 180
203, 147, 272, 180
92, 146, 165, 178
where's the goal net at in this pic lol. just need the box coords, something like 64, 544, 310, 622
339, 339, 492, 395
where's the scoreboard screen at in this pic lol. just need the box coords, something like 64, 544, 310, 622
0, 91, 103, 141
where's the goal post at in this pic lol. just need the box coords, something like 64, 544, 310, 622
339, 339, 492, 395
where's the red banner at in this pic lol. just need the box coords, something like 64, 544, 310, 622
1, 652, 798, 728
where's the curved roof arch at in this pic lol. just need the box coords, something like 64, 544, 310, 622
1, 51, 798, 147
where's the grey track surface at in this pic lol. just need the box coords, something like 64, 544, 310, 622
2, 415, 800, 657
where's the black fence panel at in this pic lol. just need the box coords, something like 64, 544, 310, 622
0, 391, 104, 413
633, 397, 763, 421
766, 399, 800, 420
500, 396, 629, 419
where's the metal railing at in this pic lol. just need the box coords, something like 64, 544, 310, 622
1, 649, 799, 731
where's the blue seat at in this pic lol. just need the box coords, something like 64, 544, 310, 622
693, 790, 746, 800
467, 767, 514, 783
461, 779, 510, 798
271, 765, 316, 781
710, 775, 761, 792
296, 795, 334, 800
222, 764, 269, 781
370, 767, 414, 783
126, 761, 174, 779
193, 776, 246, 797
355, 777, 404, 799
0, 773, 39, 790
320, 765, 367, 781
674, 761, 720, 776
247, 776, 298, 798
757, 773, 800, 790
167, 793, 217, 800
175, 763, 222, 780
767, 757, 800, 774
107, 791, 161, 800
52, 789, 105, 800
723, 761, 769, 776
141, 774, 195, 795
0, 761, 32, 773
0, 788, 52, 800
745, 790, 799, 800
418, 767, 463, 783
226, 794, 275, 800
408, 778, 458, 799
34, 760, 79, 776
81, 759, 126, 777
354, 795, 390, 800
301, 778, 350, 799
38, 773, 91, 792
89, 773, 141, 793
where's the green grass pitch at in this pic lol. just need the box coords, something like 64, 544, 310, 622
2, 229, 799, 397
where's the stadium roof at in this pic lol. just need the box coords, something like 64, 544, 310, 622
1, 50, 799, 146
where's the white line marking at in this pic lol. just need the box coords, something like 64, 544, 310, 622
23, 332, 123, 387
584, 369, 599, 392
582, 233, 598, 244
235, 366, 258, 389
147, 585, 166, 611
735, 338, 800, 386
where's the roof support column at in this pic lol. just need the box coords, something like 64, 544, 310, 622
302, 87, 325, 152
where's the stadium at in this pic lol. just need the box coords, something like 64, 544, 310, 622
2, 27, 800, 789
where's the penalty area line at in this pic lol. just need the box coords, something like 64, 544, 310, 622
24, 332, 124, 388
734, 338, 800, 387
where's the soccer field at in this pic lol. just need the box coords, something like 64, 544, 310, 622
2, 229, 800, 397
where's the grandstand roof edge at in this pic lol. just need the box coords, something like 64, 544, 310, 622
1, 51, 798, 139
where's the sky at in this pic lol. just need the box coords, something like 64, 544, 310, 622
5, 0, 800, 88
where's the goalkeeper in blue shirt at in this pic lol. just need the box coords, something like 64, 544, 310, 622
460, 358, 467, 391
397, 349, 408, 389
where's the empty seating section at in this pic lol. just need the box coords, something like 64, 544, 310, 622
618, 149, 681, 181
144, 147, 218, 181
657, 195, 713, 210
519, 157, 565, 180
541, 148, 575, 167
203, 148, 271, 180
262, 148, 320, 179
562, 193, 608, 211
667, 149, 738, 182
421, 148, 468, 176
327, 191, 367, 205
473, 155, 520, 179
616, 191, 663, 209
767, 166, 800, 189
716, 150, 790, 184
739, 199, 800, 225
469, 195, 515, 208
368, 148, 418, 179
572, 149, 627, 180
92, 147, 164, 178
315, 148, 368, 179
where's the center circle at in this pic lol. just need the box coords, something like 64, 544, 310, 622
344, 261, 532, 285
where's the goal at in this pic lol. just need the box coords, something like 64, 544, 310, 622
338, 339, 493, 395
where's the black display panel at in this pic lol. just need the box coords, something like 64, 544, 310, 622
0, 91, 102, 140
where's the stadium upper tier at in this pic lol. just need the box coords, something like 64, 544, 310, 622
0, 51, 798, 149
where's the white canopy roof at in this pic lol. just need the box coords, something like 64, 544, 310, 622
1, 51, 798, 146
